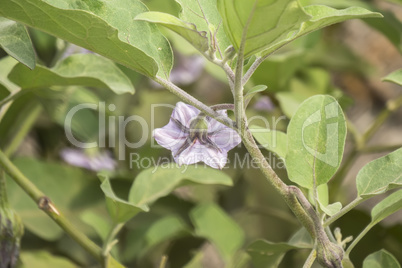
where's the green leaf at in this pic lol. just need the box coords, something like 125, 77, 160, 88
143, 215, 189, 251
9, 54, 134, 94
371, 189, 402, 226
363, 249, 401, 268
0, 18, 35, 69
20, 251, 77, 268
261, 5, 382, 57
356, 148, 402, 198
5, 158, 104, 241
135, 12, 209, 53
190, 203, 244, 261
319, 201, 342, 217
0, 0, 173, 78
99, 174, 148, 223
383, 69, 402, 86
0, 56, 19, 92
81, 211, 111, 242
288, 228, 313, 248
244, 85, 267, 107
246, 240, 300, 268
218, 0, 311, 58
250, 125, 287, 160
286, 95, 347, 189
129, 164, 233, 206
176, 0, 231, 56
218, 1, 381, 58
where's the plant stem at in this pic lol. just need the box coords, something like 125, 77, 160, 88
0, 90, 28, 108
345, 223, 373, 257
242, 55, 269, 85
210, 103, 235, 111
0, 149, 104, 262
154, 76, 235, 129
103, 223, 124, 257
0, 169, 9, 208
324, 197, 364, 227
303, 249, 317, 268
359, 144, 402, 154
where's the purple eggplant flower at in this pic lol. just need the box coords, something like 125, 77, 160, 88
60, 148, 116, 172
153, 102, 241, 169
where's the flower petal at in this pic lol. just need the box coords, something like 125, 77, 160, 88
153, 126, 187, 154
172, 102, 200, 127
210, 128, 242, 152
175, 140, 228, 169
207, 110, 228, 133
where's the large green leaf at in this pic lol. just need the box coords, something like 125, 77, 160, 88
371, 189, 402, 226
129, 164, 232, 206
0, 17, 35, 69
286, 95, 347, 189
20, 251, 77, 268
383, 69, 402, 87
246, 240, 300, 268
250, 125, 287, 160
135, 12, 209, 53
190, 203, 244, 261
0, 0, 173, 78
8, 54, 134, 94
218, 0, 381, 58
5, 158, 104, 241
356, 148, 402, 198
176, 0, 231, 56
99, 174, 148, 223
218, 0, 311, 58
362, 249, 401, 268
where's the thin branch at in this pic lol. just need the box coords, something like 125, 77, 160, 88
0, 149, 105, 263
242, 55, 269, 85
324, 197, 364, 227
154, 76, 235, 129
303, 249, 317, 268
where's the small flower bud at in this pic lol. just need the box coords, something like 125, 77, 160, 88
223, 45, 236, 62
0, 207, 24, 268
316, 239, 344, 268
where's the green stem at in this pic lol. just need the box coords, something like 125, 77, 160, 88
324, 197, 364, 227
0, 169, 9, 208
359, 144, 402, 154
103, 223, 124, 257
0, 149, 104, 262
345, 223, 373, 257
210, 103, 235, 111
303, 249, 317, 268
4, 103, 42, 157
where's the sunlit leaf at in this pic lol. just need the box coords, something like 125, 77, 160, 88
363, 249, 401, 268
0, 0, 173, 78
129, 164, 232, 206
356, 148, 402, 198
135, 12, 209, 53
0, 56, 19, 92
190, 203, 244, 261
99, 174, 148, 223
383, 69, 402, 87
0, 17, 35, 69
176, 0, 231, 56
286, 95, 347, 189
218, 0, 311, 58
9, 54, 134, 95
